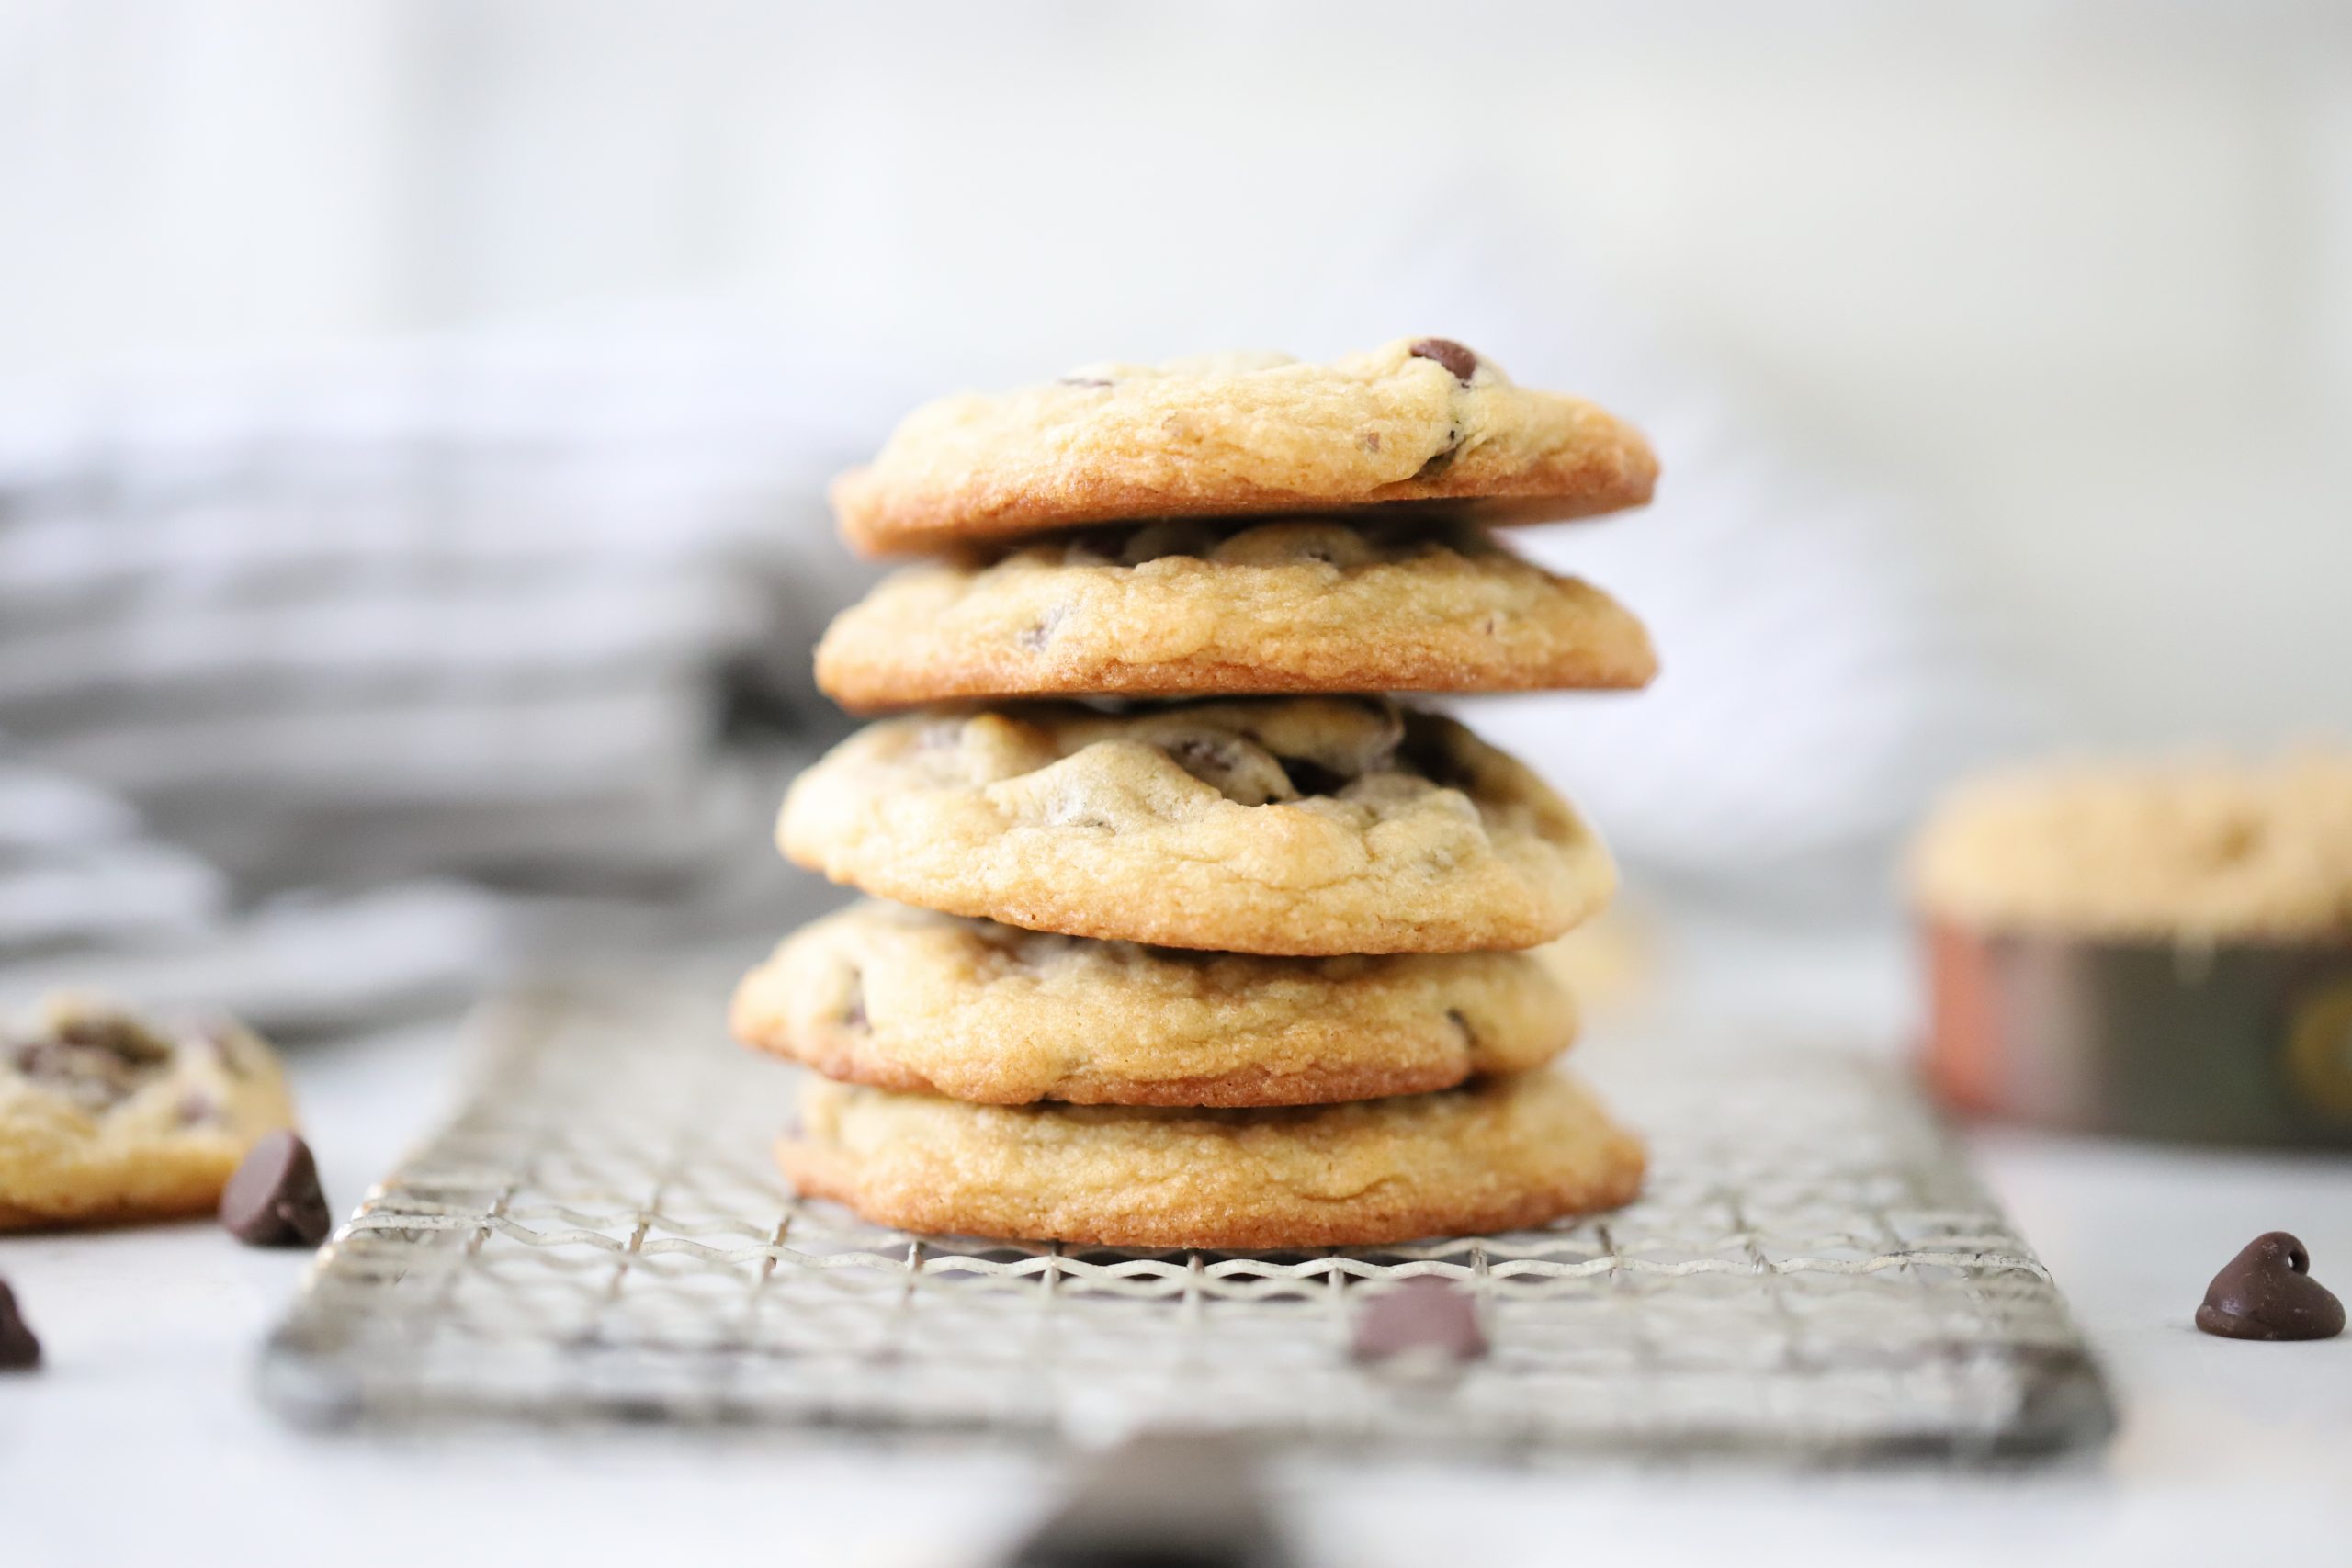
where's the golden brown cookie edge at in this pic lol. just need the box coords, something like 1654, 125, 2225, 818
831, 415, 1658, 558
813, 578, 1659, 712
774, 1112, 1645, 1249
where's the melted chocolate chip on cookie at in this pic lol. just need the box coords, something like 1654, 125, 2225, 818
1165, 734, 1299, 806
12, 1007, 176, 1113
1408, 337, 1480, 383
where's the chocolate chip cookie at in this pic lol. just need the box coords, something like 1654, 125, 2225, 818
779, 1066, 1645, 1248
814, 518, 1657, 711
0, 996, 297, 1229
832, 337, 1657, 556
734, 898, 1577, 1106
776, 697, 1614, 954
1911, 751, 2352, 942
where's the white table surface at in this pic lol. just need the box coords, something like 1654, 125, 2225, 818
6, 916, 2350, 1568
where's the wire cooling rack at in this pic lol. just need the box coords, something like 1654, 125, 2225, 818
260, 973, 2113, 1461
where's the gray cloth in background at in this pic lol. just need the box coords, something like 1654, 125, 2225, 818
0, 332, 883, 1029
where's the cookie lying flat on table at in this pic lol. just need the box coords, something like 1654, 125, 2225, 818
779, 1067, 1644, 1248
831, 337, 1657, 557
814, 518, 1657, 712
734, 899, 1577, 1107
0, 997, 296, 1229
776, 697, 1614, 955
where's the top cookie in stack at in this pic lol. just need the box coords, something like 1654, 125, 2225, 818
740, 337, 1657, 1249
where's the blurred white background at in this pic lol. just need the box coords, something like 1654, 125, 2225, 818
8, 0, 2348, 746
5, 0, 2350, 1015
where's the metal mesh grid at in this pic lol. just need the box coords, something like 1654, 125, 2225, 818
261, 974, 2113, 1461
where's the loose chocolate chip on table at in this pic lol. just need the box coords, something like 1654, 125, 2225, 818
1351, 1275, 1487, 1363
1408, 337, 1479, 382
2195, 1231, 2345, 1341
219, 1130, 334, 1248
0, 1280, 40, 1371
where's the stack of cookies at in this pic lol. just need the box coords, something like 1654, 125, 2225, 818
734, 337, 1658, 1248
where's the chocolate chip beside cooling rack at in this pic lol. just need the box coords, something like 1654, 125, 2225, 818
1408, 337, 1479, 382
1351, 1275, 1487, 1363
2195, 1231, 2345, 1341
219, 1130, 333, 1248
0, 1280, 41, 1371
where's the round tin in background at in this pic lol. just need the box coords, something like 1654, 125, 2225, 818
1924, 919, 2352, 1146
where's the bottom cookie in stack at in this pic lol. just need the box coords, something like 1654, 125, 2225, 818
777, 1068, 1644, 1250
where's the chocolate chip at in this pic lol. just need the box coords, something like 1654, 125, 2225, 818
1408, 337, 1478, 382
1351, 1276, 1487, 1363
219, 1130, 333, 1248
2196, 1232, 2345, 1341
1273, 755, 1350, 798
841, 972, 868, 1032
1398, 726, 1475, 791
1445, 1009, 1475, 1045
13, 1039, 162, 1113
1057, 376, 1114, 389
175, 1090, 220, 1127
0, 1280, 40, 1371
55, 1010, 171, 1063
1164, 735, 1298, 807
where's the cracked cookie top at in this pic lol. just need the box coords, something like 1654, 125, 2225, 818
1, 995, 296, 1229
813, 517, 1657, 711
733, 898, 1577, 1106
831, 337, 1657, 556
777, 697, 1614, 954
